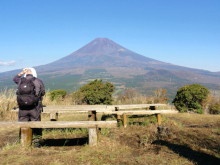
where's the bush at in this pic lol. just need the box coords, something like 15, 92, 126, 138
209, 102, 220, 114
49, 89, 67, 101
75, 79, 115, 105
172, 84, 209, 114
71, 91, 84, 105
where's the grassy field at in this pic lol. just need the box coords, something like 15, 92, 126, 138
0, 113, 219, 165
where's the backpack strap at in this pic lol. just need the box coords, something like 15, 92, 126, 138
30, 77, 36, 95
16, 77, 26, 95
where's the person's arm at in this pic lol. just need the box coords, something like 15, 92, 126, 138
13, 69, 26, 84
40, 79, 45, 96
34, 79, 45, 97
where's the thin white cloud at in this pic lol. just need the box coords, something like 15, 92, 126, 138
0, 60, 16, 66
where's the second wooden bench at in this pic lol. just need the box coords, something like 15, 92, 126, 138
0, 121, 117, 147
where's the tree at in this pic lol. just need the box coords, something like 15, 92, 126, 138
172, 84, 209, 114
76, 79, 115, 105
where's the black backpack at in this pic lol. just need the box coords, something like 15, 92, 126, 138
16, 77, 39, 108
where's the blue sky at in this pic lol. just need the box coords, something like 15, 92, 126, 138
0, 0, 219, 72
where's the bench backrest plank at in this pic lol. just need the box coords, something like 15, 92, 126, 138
103, 110, 178, 115
12, 104, 169, 113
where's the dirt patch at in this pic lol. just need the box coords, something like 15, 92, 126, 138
111, 124, 158, 149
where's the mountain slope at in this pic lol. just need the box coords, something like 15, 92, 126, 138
37, 38, 167, 71
1, 38, 220, 97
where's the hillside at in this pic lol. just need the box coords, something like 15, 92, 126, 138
1, 38, 220, 97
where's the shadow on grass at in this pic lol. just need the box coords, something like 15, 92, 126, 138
41, 137, 88, 147
153, 140, 220, 165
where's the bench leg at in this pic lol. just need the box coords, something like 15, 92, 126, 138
88, 111, 97, 121
149, 106, 156, 110
122, 114, 127, 128
20, 127, 33, 147
116, 114, 121, 122
89, 128, 97, 146
50, 112, 58, 121
156, 114, 162, 126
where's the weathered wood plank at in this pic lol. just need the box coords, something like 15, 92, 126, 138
43, 111, 90, 114
111, 104, 167, 110
0, 121, 117, 129
44, 104, 166, 109
44, 104, 167, 111
43, 109, 101, 112
103, 110, 178, 115
43, 108, 175, 114
12, 104, 169, 112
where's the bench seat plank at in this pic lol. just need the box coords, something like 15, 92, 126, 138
0, 121, 117, 129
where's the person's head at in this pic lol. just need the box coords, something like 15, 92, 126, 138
23, 68, 37, 77
25, 69, 32, 75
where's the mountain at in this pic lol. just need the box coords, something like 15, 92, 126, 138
36, 38, 170, 73
1, 38, 220, 98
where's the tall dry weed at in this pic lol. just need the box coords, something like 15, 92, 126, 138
0, 89, 17, 120
42, 92, 76, 106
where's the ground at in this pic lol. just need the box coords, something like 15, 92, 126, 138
0, 113, 219, 165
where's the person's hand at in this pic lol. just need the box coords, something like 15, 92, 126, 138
18, 69, 26, 76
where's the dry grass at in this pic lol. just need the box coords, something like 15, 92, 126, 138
0, 113, 219, 165
0, 90, 219, 164
0, 89, 17, 121
0, 90, 78, 121
42, 92, 75, 106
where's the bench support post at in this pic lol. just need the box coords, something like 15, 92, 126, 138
89, 127, 98, 146
88, 110, 98, 146
122, 114, 127, 128
88, 111, 97, 121
149, 106, 156, 110
156, 114, 161, 126
50, 112, 58, 121
20, 127, 33, 147
116, 114, 121, 122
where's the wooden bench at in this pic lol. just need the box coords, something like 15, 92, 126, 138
42, 104, 168, 121
0, 121, 117, 147
43, 104, 167, 112
11, 104, 169, 121
102, 110, 178, 127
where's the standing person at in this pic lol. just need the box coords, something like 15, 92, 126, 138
13, 68, 45, 146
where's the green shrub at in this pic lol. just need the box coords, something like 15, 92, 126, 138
172, 84, 209, 114
74, 79, 115, 105
71, 91, 84, 105
49, 89, 67, 101
209, 103, 220, 114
